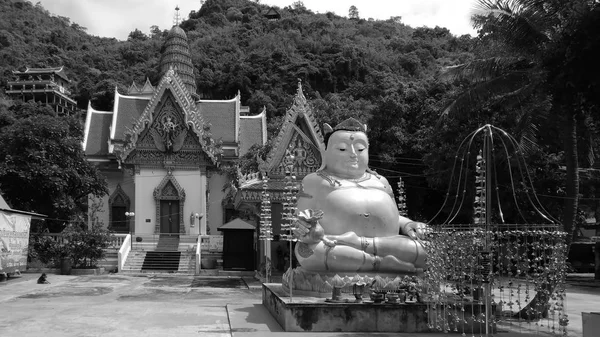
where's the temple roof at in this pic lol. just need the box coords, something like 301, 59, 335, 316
235, 81, 323, 205
197, 97, 239, 145
239, 108, 267, 156
111, 92, 150, 142
82, 71, 266, 164
83, 102, 113, 156
261, 80, 324, 178
217, 218, 255, 231
12, 66, 70, 82
127, 78, 155, 97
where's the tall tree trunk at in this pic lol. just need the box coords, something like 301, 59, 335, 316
563, 112, 579, 250
515, 112, 579, 320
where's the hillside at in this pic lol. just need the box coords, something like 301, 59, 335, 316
0, 0, 480, 219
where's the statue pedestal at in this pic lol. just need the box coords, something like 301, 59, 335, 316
262, 283, 430, 332
262, 283, 496, 333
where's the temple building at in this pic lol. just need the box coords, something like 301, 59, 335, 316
82, 13, 324, 271
83, 23, 267, 240
5, 66, 78, 116
233, 83, 325, 272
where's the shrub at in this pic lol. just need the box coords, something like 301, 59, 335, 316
30, 223, 114, 268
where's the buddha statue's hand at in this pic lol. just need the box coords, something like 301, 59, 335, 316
403, 221, 429, 240
294, 209, 337, 247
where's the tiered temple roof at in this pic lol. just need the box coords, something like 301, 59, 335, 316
235, 81, 324, 205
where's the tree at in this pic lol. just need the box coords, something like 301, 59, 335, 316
439, 0, 600, 316
349, 5, 359, 20
127, 28, 148, 41
0, 100, 108, 232
440, 0, 598, 247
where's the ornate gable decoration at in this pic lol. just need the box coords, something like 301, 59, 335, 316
153, 173, 186, 201
263, 80, 324, 178
109, 184, 130, 207
116, 68, 221, 165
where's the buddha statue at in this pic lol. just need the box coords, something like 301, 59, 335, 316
290, 117, 427, 283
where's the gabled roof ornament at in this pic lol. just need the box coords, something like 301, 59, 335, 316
294, 78, 307, 117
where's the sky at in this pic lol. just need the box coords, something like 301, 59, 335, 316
38, 0, 477, 41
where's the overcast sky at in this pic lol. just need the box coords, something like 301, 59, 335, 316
38, 0, 477, 41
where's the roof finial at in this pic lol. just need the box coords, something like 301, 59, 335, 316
173, 6, 181, 26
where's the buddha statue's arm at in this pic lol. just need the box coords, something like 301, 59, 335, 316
293, 175, 337, 246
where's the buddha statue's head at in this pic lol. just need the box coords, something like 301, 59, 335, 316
322, 118, 369, 179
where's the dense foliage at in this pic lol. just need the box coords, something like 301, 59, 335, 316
0, 100, 107, 231
30, 222, 114, 268
0, 0, 598, 233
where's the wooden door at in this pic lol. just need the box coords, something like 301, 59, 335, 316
160, 200, 180, 234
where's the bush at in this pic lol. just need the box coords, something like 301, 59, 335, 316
30, 223, 114, 268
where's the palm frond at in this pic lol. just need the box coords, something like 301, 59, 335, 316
514, 97, 549, 154
472, 0, 557, 50
440, 57, 532, 84
440, 71, 531, 118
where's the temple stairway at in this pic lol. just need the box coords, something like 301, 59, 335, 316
121, 235, 195, 274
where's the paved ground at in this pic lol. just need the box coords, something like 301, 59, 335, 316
0, 272, 597, 337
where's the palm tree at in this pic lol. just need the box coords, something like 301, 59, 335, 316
439, 0, 600, 318
441, 0, 597, 248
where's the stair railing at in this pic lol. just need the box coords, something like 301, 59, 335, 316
195, 234, 201, 275
118, 233, 132, 272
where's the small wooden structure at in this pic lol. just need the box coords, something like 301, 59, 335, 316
218, 218, 255, 270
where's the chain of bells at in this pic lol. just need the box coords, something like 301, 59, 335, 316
259, 151, 298, 242
420, 228, 569, 336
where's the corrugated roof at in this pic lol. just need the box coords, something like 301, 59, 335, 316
198, 100, 237, 143
113, 95, 149, 141
85, 112, 113, 156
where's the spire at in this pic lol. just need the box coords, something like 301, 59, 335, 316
173, 6, 181, 26
159, 9, 198, 98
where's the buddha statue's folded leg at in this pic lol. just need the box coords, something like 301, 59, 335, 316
295, 241, 419, 273
374, 236, 427, 269
326, 232, 427, 269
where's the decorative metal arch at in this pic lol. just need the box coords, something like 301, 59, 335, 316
108, 184, 131, 229
153, 173, 186, 234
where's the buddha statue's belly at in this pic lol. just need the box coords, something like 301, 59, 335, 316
319, 186, 400, 237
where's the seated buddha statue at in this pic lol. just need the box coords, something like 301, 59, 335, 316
292, 117, 427, 275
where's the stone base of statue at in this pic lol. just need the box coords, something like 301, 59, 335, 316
263, 283, 496, 333
262, 283, 431, 332
262, 267, 496, 333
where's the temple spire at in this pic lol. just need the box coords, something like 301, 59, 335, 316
173, 6, 181, 26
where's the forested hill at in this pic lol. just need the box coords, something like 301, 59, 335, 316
0, 0, 476, 211
0, 0, 474, 123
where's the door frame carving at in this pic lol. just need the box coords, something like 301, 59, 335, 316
153, 173, 186, 234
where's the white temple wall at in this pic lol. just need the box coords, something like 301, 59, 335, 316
90, 170, 135, 230
134, 168, 204, 234
207, 172, 228, 234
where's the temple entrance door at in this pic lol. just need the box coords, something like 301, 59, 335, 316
160, 200, 180, 234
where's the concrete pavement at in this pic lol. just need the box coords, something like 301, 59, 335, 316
0, 272, 597, 337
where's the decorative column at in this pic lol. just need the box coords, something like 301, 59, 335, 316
281, 150, 298, 301
259, 176, 273, 282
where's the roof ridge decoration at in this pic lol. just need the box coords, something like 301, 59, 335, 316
115, 67, 222, 166
141, 78, 154, 93
127, 81, 139, 95
262, 79, 324, 177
